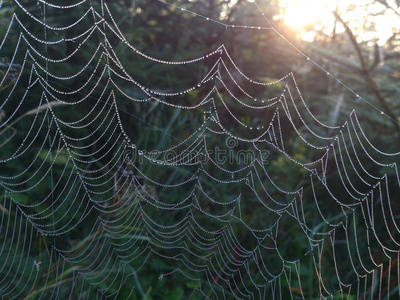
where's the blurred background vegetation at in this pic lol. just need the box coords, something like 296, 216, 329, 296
0, 0, 399, 299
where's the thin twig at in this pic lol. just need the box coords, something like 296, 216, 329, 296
333, 11, 400, 133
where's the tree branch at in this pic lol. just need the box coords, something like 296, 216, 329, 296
333, 11, 400, 132
376, 0, 400, 18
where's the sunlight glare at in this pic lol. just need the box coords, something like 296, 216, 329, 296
283, 0, 334, 29
279, 0, 400, 43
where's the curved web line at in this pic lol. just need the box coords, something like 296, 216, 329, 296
0, 0, 399, 299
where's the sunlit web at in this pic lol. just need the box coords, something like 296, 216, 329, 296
0, 0, 400, 299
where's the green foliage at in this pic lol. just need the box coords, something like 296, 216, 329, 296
0, 0, 399, 298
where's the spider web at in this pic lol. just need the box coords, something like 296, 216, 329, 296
0, 0, 400, 299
